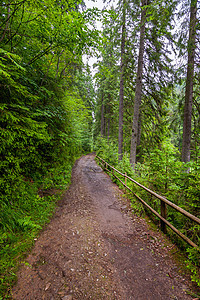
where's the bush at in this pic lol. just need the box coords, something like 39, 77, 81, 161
95, 138, 200, 286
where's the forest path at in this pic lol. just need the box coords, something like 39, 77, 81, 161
12, 154, 192, 299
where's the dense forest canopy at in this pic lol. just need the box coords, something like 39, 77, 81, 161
0, 0, 200, 295
0, 0, 99, 295
94, 0, 200, 164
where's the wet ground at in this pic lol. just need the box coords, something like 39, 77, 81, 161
12, 154, 193, 299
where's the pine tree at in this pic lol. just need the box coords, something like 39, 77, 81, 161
181, 0, 198, 163
118, 0, 126, 160
130, 0, 147, 168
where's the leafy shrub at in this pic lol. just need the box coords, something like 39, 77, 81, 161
0, 47, 91, 297
95, 138, 200, 286
95, 136, 118, 166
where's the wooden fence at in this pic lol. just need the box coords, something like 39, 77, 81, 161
96, 155, 200, 250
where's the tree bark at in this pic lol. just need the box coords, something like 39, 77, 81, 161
107, 103, 110, 142
181, 0, 197, 163
118, 0, 126, 161
130, 0, 147, 168
107, 117, 110, 142
56, 50, 64, 78
136, 113, 142, 158
101, 94, 105, 137
0, 5, 10, 43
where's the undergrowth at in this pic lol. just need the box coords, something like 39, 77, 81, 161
95, 137, 200, 288
0, 161, 74, 299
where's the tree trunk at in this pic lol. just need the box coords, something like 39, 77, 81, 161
107, 103, 110, 142
0, 5, 10, 43
118, 0, 126, 161
136, 113, 142, 159
130, 0, 146, 168
107, 117, 110, 142
101, 94, 105, 137
56, 50, 64, 78
181, 0, 197, 163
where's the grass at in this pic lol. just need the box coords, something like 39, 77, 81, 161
0, 194, 59, 299
0, 161, 74, 299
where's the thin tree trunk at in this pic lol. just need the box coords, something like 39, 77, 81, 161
56, 50, 64, 78
107, 117, 110, 142
136, 113, 142, 158
130, 0, 147, 168
107, 103, 110, 142
0, 5, 10, 43
181, 0, 197, 163
118, 0, 126, 161
56, 56, 60, 78
101, 94, 105, 137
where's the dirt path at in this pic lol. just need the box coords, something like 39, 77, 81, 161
12, 154, 193, 299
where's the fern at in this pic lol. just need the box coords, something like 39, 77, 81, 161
17, 217, 41, 231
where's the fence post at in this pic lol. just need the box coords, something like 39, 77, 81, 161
161, 200, 167, 233
125, 173, 127, 192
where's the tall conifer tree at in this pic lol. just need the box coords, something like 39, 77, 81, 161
130, 0, 147, 168
118, 0, 126, 160
182, 0, 197, 163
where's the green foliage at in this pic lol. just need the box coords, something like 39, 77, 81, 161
186, 248, 200, 287
134, 140, 200, 248
0, 0, 98, 297
95, 136, 118, 166
0, 53, 92, 296
96, 137, 200, 286
93, 0, 200, 288
0, 159, 74, 298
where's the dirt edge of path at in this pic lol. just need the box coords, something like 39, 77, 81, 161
12, 154, 200, 300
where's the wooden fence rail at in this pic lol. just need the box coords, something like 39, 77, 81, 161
96, 155, 200, 250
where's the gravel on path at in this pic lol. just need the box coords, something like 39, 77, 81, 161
12, 154, 193, 299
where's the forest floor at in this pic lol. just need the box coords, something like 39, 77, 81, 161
12, 154, 199, 299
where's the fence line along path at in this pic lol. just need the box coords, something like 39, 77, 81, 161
96, 155, 200, 251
